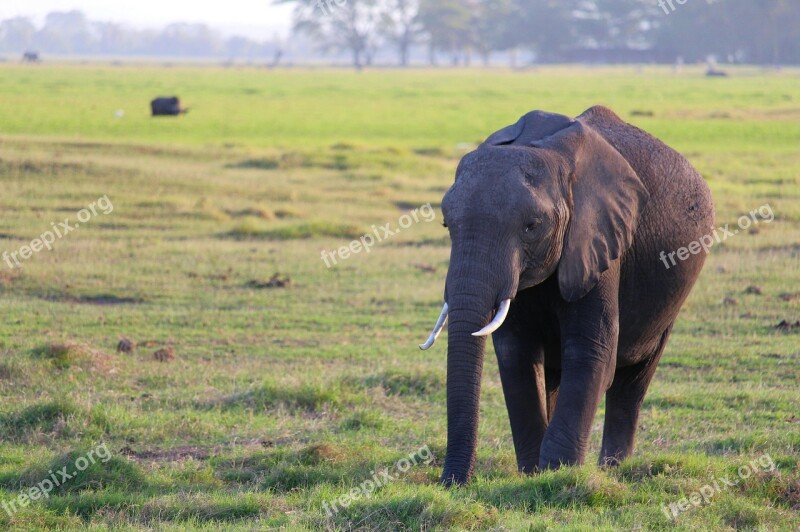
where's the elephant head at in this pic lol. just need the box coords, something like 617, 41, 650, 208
420, 111, 649, 485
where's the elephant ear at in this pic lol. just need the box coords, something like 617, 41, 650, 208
482, 110, 574, 147
532, 121, 650, 302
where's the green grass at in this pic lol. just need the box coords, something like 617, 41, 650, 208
0, 64, 798, 530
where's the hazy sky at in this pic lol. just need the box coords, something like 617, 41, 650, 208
0, 1, 295, 39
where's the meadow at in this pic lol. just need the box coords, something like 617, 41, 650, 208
0, 63, 798, 530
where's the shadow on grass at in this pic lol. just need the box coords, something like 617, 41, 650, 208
0, 401, 81, 441
344, 369, 445, 399
0, 447, 144, 497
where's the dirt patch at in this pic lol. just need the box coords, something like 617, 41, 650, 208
227, 158, 279, 170
299, 443, 346, 465
0, 362, 21, 381
79, 295, 143, 306
414, 147, 446, 157
226, 207, 275, 220
412, 263, 438, 273
392, 236, 451, 248
38, 292, 144, 306
246, 274, 292, 289
0, 158, 137, 179
117, 338, 136, 354
224, 221, 362, 241
32, 342, 94, 368
153, 347, 175, 362
0, 269, 22, 287
120, 445, 211, 462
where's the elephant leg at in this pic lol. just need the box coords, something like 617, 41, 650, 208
493, 324, 549, 474
600, 325, 673, 466
539, 281, 619, 470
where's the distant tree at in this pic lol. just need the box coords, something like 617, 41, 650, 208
37, 11, 92, 54
0, 17, 37, 52
380, 0, 422, 66
417, 0, 472, 65
573, 0, 660, 49
92, 21, 131, 54
276, 0, 383, 69
652, 0, 800, 64
154, 23, 223, 57
512, 0, 577, 61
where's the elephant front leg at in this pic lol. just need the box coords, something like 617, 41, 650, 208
493, 328, 549, 474
539, 288, 618, 469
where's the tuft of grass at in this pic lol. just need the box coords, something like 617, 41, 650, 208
30, 343, 93, 369
218, 380, 343, 413
339, 410, 385, 431
4, 448, 145, 497
0, 361, 22, 381
357, 369, 445, 397
226, 207, 276, 220
0, 401, 81, 441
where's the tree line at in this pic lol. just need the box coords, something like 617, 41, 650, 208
283, 0, 800, 67
0, 11, 281, 60
2, 2, 799, 66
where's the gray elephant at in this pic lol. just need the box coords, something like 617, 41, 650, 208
420, 106, 714, 486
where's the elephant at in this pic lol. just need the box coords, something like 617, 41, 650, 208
419, 105, 715, 486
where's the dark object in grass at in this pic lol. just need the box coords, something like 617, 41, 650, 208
778, 292, 800, 302
246, 274, 292, 289
153, 347, 175, 362
151, 96, 188, 116
117, 338, 136, 354
706, 68, 729, 77
630, 110, 654, 117
413, 263, 438, 273
775, 320, 800, 331
723, 297, 738, 306
744, 285, 762, 295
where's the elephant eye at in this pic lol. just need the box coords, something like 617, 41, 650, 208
525, 219, 542, 233
442, 222, 448, 228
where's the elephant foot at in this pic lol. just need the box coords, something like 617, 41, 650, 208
440, 471, 470, 487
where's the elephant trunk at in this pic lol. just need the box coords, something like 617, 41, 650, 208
441, 252, 517, 486
441, 300, 490, 485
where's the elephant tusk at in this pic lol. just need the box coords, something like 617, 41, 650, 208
419, 303, 449, 350
472, 299, 512, 337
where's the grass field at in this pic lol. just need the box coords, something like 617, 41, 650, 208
0, 64, 798, 530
